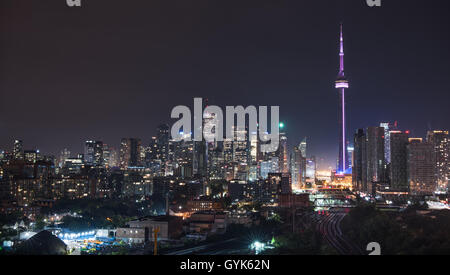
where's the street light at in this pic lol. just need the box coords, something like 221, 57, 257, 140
251, 241, 266, 255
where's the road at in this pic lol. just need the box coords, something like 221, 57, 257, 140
315, 212, 364, 255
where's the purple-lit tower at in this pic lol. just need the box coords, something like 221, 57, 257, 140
335, 24, 349, 173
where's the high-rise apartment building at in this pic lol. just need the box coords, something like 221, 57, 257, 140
380, 122, 398, 164
290, 146, 306, 189
24, 150, 38, 163
407, 138, 436, 195
13, 140, 23, 160
353, 129, 366, 192
84, 140, 103, 166
278, 133, 288, 175
366, 127, 386, 185
305, 157, 317, 184
390, 131, 410, 191
299, 138, 307, 159
156, 124, 170, 174
426, 130, 449, 190
352, 127, 385, 194
120, 138, 142, 169
58, 148, 71, 168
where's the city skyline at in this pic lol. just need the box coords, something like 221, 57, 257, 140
1, 0, 450, 258
1, 0, 450, 169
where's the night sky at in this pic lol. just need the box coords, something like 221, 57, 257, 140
1, 0, 450, 169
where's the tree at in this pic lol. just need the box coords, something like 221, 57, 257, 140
34, 216, 46, 231
208, 179, 227, 198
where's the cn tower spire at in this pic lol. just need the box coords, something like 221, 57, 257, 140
339, 23, 345, 74
335, 23, 349, 174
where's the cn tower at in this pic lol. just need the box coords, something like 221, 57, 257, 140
335, 24, 349, 173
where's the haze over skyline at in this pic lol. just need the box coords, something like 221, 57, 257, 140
1, 0, 450, 169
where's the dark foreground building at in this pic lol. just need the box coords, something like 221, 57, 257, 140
14, 230, 67, 255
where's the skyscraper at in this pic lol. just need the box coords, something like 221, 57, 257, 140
366, 127, 386, 185
233, 126, 249, 164
390, 131, 409, 191
278, 133, 288, 175
426, 130, 449, 190
13, 140, 23, 160
306, 156, 316, 183
24, 150, 38, 163
145, 137, 158, 162
156, 124, 170, 173
193, 140, 207, 177
290, 146, 306, 189
58, 148, 71, 168
102, 144, 111, 167
352, 127, 385, 194
335, 24, 349, 173
120, 138, 141, 169
248, 132, 259, 182
223, 138, 233, 164
232, 126, 249, 181
407, 138, 436, 195
172, 136, 194, 179
299, 137, 307, 159
380, 122, 398, 164
102, 144, 118, 168
108, 146, 119, 167
84, 140, 103, 166
347, 146, 354, 169
353, 129, 366, 192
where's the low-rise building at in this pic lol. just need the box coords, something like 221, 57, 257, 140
115, 227, 146, 244
116, 215, 183, 244
227, 211, 260, 227
279, 193, 310, 208
186, 199, 223, 212
188, 211, 227, 235
0, 201, 41, 220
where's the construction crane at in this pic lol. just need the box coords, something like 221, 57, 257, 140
153, 227, 160, 255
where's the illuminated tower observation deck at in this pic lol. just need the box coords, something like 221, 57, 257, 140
335, 24, 349, 173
